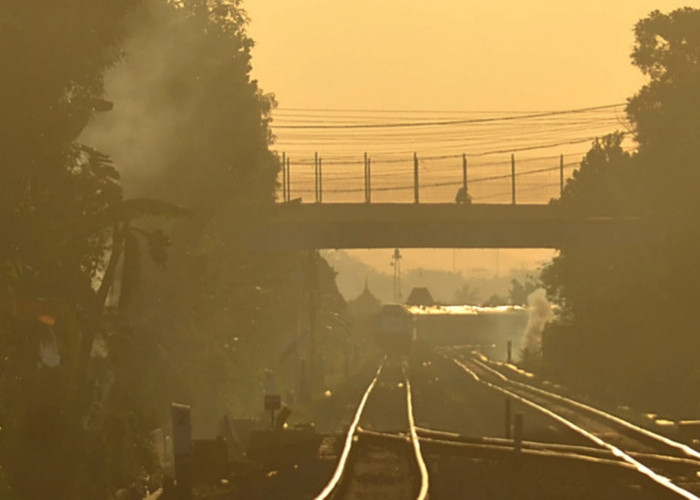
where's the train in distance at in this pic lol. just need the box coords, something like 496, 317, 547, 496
374, 304, 414, 356
374, 303, 530, 359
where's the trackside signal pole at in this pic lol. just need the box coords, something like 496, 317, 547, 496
391, 248, 402, 302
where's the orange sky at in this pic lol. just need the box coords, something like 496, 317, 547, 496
244, 1, 696, 277
246, 1, 695, 111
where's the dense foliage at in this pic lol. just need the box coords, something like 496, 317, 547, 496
541, 8, 700, 412
81, 0, 347, 434
0, 0, 348, 497
0, 2, 155, 497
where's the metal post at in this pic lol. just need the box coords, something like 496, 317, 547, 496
413, 152, 420, 203
367, 157, 372, 203
560, 154, 564, 197
171, 403, 193, 500
462, 154, 468, 199
514, 412, 523, 453
314, 152, 319, 203
505, 398, 512, 439
511, 154, 516, 205
364, 152, 369, 203
318, 157, 323, 204
507, 340, 512, 364
286, 157, 291, 201
281, 152, 287, 202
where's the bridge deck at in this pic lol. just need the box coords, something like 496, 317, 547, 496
245, 203, 647, 249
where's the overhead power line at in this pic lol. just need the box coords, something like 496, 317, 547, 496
272, 103, 625, 130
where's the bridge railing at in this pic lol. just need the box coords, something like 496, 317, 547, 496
277, 151, 580, 205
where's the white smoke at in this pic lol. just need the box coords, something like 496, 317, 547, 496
522, 288, 553, 353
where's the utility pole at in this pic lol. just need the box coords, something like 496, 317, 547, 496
391, 248, 402, 303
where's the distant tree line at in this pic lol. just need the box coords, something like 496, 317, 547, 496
539, 8, 700, 413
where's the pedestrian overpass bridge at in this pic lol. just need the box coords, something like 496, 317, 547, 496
244, 203, 648, 249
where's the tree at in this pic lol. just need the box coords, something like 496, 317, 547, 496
628, 7, 700, 195
482, 294, 508, 307
540, 8, 700, 410
0, 2, 168, 498
508, 275, 539, 306
81, 0, 352, 434
452, 283, 481, 305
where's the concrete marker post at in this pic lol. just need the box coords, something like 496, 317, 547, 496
514, 412, 523, 453
171, 403, 193, 500
505, 398, 512, 439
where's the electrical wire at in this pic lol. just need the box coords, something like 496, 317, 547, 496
273, 103, 625, 129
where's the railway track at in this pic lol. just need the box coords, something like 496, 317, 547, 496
315, 356, 429, 500
444, 347, 700, 499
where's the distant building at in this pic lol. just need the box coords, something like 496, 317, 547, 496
347, 281, 382, 317
405, 287, 435, 307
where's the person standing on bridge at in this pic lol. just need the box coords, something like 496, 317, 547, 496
455, 186, 472, 205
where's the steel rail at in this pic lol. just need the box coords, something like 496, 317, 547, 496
415, 426, 700, 470
469, 354, 700, 462
403, 362, 430, 500
314, 360, 385, 500
452, 355, 700, 500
